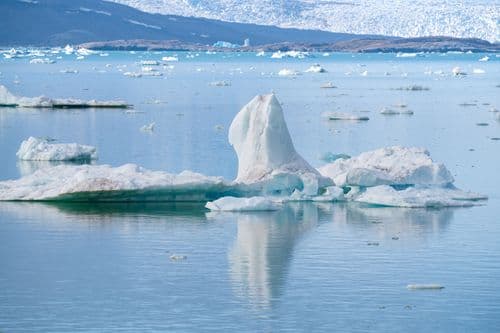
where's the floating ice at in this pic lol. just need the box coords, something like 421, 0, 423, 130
322, 112, 369, 121
407, 284, 444, 290
395, 85, 429, 91
380, 107, 414, 115
478, 56, 489, 62
355, 185, 486, 208
0, 94, 486, 207
229, 94, 330, 190
161, 56, 178, 62
16, 137, 97, 161
209, 80, 231, 87
318, 146, 454, 187
278, 69, 300, 76
140, 122, 155, 132
320, 82, 336, 89
452, 67, 467, 76
0, 164, 229, 201
140, 60, 159, 66
472, 68, 485, 74
206, 196, 281, 211
29, 58, 54, 64
271, 51, 310, 59
0, 85, 130, 108
305, 64, 326, 73
396, 52, 418, 58
123, 72, 142, 78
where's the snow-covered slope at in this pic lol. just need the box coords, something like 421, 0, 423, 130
108, 0, 500, 42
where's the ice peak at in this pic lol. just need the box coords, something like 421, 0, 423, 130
229, 94, 320, 184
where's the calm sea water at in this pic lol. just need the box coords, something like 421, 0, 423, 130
0, 51, 499, 332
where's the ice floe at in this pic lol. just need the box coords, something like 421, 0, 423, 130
0, 85, 130, 108
16, 137, 97, 161
452, 67, 467, 76
206, 196, 281, 211
305, 64, 326, 73
322, 112, 369, 121
278, 69, 300, 76
271, 51, 310, 59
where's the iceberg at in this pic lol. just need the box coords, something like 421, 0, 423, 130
161, 56, 178, 62
0, 94, 486, 207
0, 85, 130, 108
271, 51, 310, 59
305, 64, 326, 73
229, 94, 331, 191
206, 196, 281, 211
16, 137, 97, 161
318, 146, 454, 187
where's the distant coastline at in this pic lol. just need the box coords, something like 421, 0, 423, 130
79, 37, 500, 53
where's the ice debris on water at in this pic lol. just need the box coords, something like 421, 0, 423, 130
320, 82, 337, 89
380, 107, 414, 115
16, 137, 97, 161
278, 69, 300, 76
305, 64, 326, 73
395, 85, 429, 91
452, 67, 467, 76
209, 80, 231, 87
205, 196, 281, 211
0, 85, 130, 108
322, 112, 369, 121
170, 255, 187, 261
140, 122, 155, 132
407, 284, 444, 290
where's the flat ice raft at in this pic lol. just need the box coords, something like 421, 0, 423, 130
0, 93, 487, 207
0, 85, 130, 108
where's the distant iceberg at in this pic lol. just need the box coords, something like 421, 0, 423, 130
17, 137, 97, 161
271, 51, 311, 59
305, 64, 326, 73
0, 85, 130, 108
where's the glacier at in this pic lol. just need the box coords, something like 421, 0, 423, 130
16, 137, 98, 161
108, 0, 500, 42
0, 94, 487, 207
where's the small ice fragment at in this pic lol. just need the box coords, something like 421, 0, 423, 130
305, 64, 326, 73
320, 82, 337, 89
322, 112, 369, 121
380, 107, 414, 115
367, 242, 379, 246
170, 255, 187, 261
205, 196, 281, 211
209, 80, 231, 87
478, 56, 489, 62
140, 122, 155, 132
278, 68, 300, 76
472, 68, 485, 74
407, 284, 444, 290
452, 67, 467, 76
16, 137, 97, 161
395, 85, 429, 91
60, 69, 78, 74
124, 72, 142, 78
360, 70, 368, 76
140, 60, 159, 66
161, 56, 178, 62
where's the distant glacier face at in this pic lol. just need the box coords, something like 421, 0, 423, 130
107, 0, 499, 42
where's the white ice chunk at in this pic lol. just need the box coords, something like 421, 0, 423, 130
354, 185, 487, 208
229, 94, 328, 191
318, 146, 454, 187
305, 64, 326, 73
16, 137, 97, 161
205, 196, 281, 211
322, 112, 369, 121
472, 68, 485, 74
161, 56, 178, 62
0, 164, 228, 201
0, 85, 129, 108
278, 68, 300, 76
